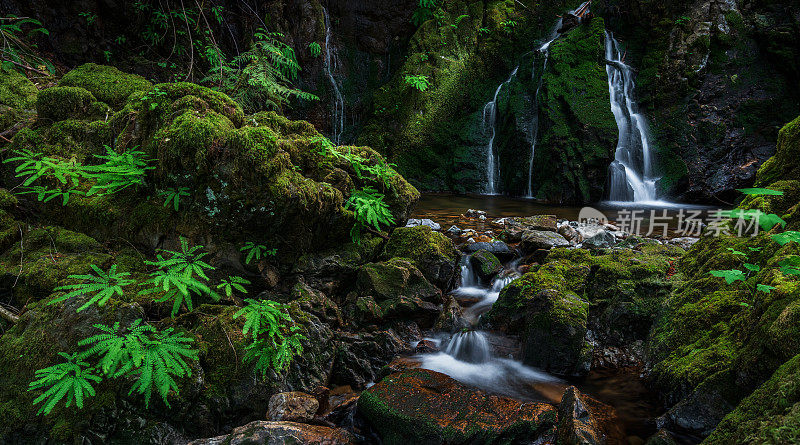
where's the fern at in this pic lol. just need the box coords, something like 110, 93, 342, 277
345, 187, 396, 243
233, 299, 304, 378
18, 186, 83, 205
738, 188, 784, 196
51, 264, 135, 312
240, 241, 276, 265
80, 320, 198, 408
29, 352, 102, 415
404, 74, 431, 92
139, 238, 219, 317
217, 276, 250, 297
4, 149, 83, 187
308, 42, 322, 57
84, 146, 154, 196
159, 187, 190, 211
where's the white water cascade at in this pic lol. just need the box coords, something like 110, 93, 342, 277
604, 31, 659, 203
323, 7, 345, 144
418, 254, 562, 399
482, 67, 518, 195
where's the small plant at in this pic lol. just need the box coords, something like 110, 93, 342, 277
0, 15, 52, 74
51, 264, 135, 312
84, 146, 154, 196
675, 15, 691, 26
233, 299, 305, 378
18, 186, 83, 205
345, 186, 396, 243
78, 12, 98, 26
308, 42, 322, 58
140, 87, 167, 111
4, 149, 82, 187
114, 35, 127, 45
404, 74, 431, 92
217, 276, 250, 297
240, 242, 276, 265
139, 238, 219, 317
478, 27, 490, 35
411, 0, 437, 26
29, 352, 101, 415
79, 320, 198, 408
500, 20, 517, 34
159, 187, 190, 211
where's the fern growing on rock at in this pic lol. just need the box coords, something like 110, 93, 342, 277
346, 187, 396, 243
240, 241, 276, 265
233, 299, 305, 379
83, 146, 154, 196
139, 238, 220, 317
28, 352, 102, 415
50, 264, 135, 312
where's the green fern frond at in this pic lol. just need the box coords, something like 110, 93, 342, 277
51, 264, 135, 312
29, 352, 102, 415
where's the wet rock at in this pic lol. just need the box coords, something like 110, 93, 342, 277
644, 429, 678, 445
501, 215, 558, 242
433, 295, 467, 332
669, 237, 700, 250
520, 230, 570, 252
332, 328, 415, 389
461, 241, 514, 261
321, 387, 360, 426
383, 226, 459, 289
405, 218, 441, 231
557, 387, 605, 445
469, 249, 504, 281
559, 224, 581, 244
188, 421, 356, 445
267, 392, 320, 422
445, 225, 463, 236
575, 224, 609, 241
352, 258, 443, 328
358, 369, 557, 444
464, 209, 486, 218
581, 231, 616, 249
414, 339, 440, 353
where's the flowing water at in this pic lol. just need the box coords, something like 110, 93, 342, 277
323, 7, 345, 145
482, 67, 519, 195
604, 31, 663, 204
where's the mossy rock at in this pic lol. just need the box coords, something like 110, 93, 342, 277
0, 68, 38, 110
357, 368, 557, 444
382, 226, 459, 289
35, 86, 97, 122
60, 63, 152, 108
469, 249, 503, 282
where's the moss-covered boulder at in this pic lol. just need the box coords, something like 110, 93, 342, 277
35, 86, 97, 122
486, 247, 676, 374
383, 226, 459, 289
357, 368, 557, 444
60, 63, 152, 108
469, 249, 503, 281
351, 258, 443, 327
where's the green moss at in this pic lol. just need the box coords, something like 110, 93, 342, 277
756, 116, 800, 186
0, 68, 38, 109
150, 109, 235, 173
60, 64, 152, 108
36, 87, 97, 122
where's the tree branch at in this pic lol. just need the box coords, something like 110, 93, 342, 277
0, 305, 18, 324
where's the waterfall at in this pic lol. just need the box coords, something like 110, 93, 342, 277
444, 331, 492, 364
482, 67, 518, 195
323, 7, 345, 145
604, 31, 658, 203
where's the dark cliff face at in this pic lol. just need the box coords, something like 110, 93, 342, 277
596, 0, 800, 203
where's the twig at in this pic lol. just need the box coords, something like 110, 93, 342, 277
366, 227, 390, 240
12, 226, 22, 287
4, 59, 49, 76
0, 305, 18, 324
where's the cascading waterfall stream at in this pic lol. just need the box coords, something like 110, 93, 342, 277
604, 31, 659, 203
482, 68, 519, 195
418, 254, 561, 398
323, 7, 345, 145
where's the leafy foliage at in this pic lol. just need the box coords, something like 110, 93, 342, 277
83, 146, 155, 196
718, 209, 787, 232
738, 188, 784, 196
345, 187, 395, 243
51, 264, 135, 312
308, 42, 322, 58
233, 299, 304, 379
411, 0, 437, 26
0, 15, 52, 74
217, 276, 250, 297
139, 238, 220, 317
240, 241, 276, 265
28, 353, 101, 415
202, 29, 318, 112
404, 74, 431, 92
79, 320, 198, 408
159, 187, 190, 211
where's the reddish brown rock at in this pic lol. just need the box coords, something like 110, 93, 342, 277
187, 421, 355, 445
358, 368, 557, 444
557, 386, 626, 445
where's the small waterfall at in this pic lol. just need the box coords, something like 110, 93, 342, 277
323, 7, 345, 145
604, 31, 658, 203
444, 331, 492, 364
482, 67, 518, 195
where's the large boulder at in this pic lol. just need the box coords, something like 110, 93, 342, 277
500, 215, 558, 242
520, 230, 570, 253
382, 226, 459, 289
351, 258, 443, 327
267, 392, 320, 422
188, 421, 355, 445
557, 387, 606, 445
60, 63, 152, 108
461, 241, 515, 261
469, 249, 503, 282
358, 369, 557, 444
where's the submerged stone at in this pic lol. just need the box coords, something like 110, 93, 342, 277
188, 421, 355, 445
